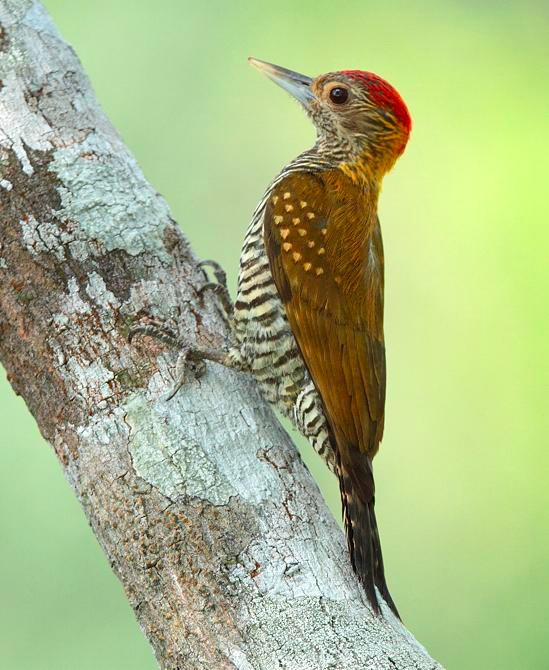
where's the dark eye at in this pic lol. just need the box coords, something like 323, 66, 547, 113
329, 87, 349, 104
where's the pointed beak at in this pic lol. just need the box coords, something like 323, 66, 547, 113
248, 57, 314, 110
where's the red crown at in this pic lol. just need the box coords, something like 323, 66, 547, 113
341, 70, 411, 134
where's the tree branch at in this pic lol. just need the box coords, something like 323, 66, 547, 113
0, 2, 443, 668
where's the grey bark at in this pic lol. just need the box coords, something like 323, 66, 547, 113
0, 2, 444, 669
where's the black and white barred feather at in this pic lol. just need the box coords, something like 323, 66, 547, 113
231, 151, 335, 470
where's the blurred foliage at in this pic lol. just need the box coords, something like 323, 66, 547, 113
1, 1, 548, 668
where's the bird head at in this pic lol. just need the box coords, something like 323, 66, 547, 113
249, 58, 411, 179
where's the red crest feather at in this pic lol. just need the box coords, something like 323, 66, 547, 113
342, 70, 411, 134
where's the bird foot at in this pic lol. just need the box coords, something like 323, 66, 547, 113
129, 320, 205, 398
128, 320, 181, 349
199, 259, 228, 288
129, 317, 238, 400
165, 344, 207, 401
198, 259, 233, 321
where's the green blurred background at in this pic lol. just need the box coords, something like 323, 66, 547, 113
2, 0, 548, 668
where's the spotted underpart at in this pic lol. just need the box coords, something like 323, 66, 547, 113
232, 152, 336, 471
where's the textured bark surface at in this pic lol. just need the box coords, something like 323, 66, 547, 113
0, 2, 444, 668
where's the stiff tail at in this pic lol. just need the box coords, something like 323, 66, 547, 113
337, 449, 400, 619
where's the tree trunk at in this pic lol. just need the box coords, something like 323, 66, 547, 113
0, 1, 443, 668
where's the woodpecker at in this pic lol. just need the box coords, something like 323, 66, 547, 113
132, 58, 411, 616
231, 58, 411, 617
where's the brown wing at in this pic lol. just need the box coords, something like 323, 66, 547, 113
263, 170, 399, 617
263, 170, 386, 460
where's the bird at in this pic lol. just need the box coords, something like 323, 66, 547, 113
132, 57, 411, 617
230, 58, 411, 618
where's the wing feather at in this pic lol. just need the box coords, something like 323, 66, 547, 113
263, 172, 385, 458
261, 169, 397, 617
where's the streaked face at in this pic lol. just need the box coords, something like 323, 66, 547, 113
248, 58, 411, 166
308, 71, 411, 158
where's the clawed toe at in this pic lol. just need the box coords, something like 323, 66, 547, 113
129, 313, 237, 400
197, 282, 233, 320
165, 346, 207, 400
198, 260, 233, 320
199, 259, 228, 288
128, 321, 181, 349
128, 319, 202, 399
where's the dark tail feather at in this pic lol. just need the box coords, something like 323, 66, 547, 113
368, 495, 400, 618
338, 451, 400, 619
